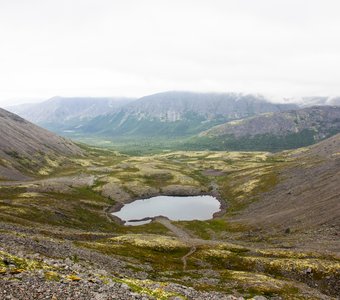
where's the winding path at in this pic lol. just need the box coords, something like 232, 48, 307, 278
153, 216, 191, 240
153, 216, 199, 270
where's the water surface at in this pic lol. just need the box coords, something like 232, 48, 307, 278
112, 195, 220, 226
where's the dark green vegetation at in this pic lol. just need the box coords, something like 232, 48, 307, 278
80, 111, 227, 138
62, 106, 340, 155
182, 129, 318, 153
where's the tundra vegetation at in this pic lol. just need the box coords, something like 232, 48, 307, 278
0, 141, 339, 299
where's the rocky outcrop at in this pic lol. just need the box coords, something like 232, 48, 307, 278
119, 91, 296, 121
202, 106, 340, 139
193, 106, 340, 151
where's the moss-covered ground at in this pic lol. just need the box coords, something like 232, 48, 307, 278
0, 146, 338, 299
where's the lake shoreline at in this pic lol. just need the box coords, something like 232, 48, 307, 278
106, 193, 226, 226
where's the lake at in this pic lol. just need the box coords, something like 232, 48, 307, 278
112, 195, 221, 226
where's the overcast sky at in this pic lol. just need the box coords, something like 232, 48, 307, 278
1, 0, 340, 106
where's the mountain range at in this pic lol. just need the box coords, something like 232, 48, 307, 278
5, 91, 340, 151
191, 106, 340, 151
79, 91, 299, 137
0, 105, 339, 299
7, 92, 297, 136
7, 96, 135, 132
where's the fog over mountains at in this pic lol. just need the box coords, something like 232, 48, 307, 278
282, 96, 340, 107
7, 91, 297, 136
5, 91, 340, 151
7, 96, 135, 132
8, 92, 340, 129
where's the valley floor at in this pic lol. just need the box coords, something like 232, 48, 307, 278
0, 143, 339, 299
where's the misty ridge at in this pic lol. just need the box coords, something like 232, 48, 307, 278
6, 91, 340, 154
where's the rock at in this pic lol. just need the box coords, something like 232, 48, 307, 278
96, 269, 108, 276
121, 283, 130, 290
252, 296, 268, 300
71, 263, 82, 272
130, 292, 140, 297
64, 258, 73, 266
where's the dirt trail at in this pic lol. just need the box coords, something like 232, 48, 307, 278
154, 216, 200, 270
154, 216, 192, 240
154, 216, 223, 248
181, 245, 197, 270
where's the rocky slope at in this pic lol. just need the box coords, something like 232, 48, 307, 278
0, 108, 83, 179
233, 133, 340, 237
195, 106, 340, 151
70, 91, 298, 138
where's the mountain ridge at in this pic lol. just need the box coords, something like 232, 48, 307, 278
6, 96, 135, 132
79, 91, 298, 137
201, 106, 340, 138
0, 108, 83, 179
189, 106, 340, 151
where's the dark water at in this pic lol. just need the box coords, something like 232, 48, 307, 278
112, 195, 220, 226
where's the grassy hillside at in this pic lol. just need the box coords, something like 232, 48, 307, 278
0, 108, 83, 180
